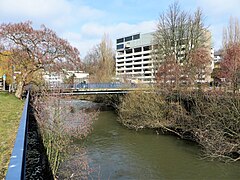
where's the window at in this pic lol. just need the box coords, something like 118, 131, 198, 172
117, 44, 124, 50
126, 61, 132, 64
145, 74, 151, 77
134, 59, 142, 63
134, 47, 142, 53
117, 38, 124, 44
134, 64, 141, 67
134, 54, 142, 58
143, 46, 150, 51
126, 49, 133, 54
125, 36, 132, 42
133, 34, 140, 40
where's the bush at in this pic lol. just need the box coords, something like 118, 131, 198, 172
117, 89, 240, 162
32, 91, 98, 178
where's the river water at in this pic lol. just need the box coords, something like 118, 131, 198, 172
79, 111, 240, 179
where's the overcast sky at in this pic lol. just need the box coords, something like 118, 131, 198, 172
0, 0, 239, 58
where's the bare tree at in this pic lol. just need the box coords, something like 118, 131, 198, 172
220, 17, 240, 93
0, 21, 81, 98
84, 34, 115, 83
154, 2, 210, 88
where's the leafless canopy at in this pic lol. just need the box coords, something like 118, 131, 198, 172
154, 2, 210, 88
0, 21, 81, 98
84, 34, 115, 83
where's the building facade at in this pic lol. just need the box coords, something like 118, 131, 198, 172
115, 32, 155, 83
43, 71, 89, 87
115, 32, 214, 84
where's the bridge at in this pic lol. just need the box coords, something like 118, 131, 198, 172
48, 82, 152, 95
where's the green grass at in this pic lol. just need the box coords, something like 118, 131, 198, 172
0, 92, 24, 179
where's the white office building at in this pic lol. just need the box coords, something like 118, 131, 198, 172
115, 32, 156, 83
115, 32, 214, 84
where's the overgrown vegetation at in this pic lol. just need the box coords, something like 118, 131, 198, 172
32, 91, 98, 178
118, 89, 240, 162
0, 92, 24, 179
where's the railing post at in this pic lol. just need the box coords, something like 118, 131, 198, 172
6, 91, 30, 180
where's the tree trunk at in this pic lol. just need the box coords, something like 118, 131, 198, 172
15, 81, 24, 99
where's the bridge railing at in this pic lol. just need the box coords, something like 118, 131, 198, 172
6, 91, 30, 180
61, 82, 139, 89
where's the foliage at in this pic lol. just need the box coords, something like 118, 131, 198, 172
117, 89, 240, 162
219, 17, 240, 93
32, 90, 98, 178
0, 21, 81, 98
84, 34, 115, 83
187, 48, 212, 85
156, 55, 181, 88
118, 90, 173, 131
0, 92, 24, 179
0, 52, 13, 84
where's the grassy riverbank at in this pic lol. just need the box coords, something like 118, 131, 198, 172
0, 92, 24, 178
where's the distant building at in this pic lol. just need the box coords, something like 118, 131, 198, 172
65, 71, 89, 84
43, 72, 64, 87
115, 32, 214, 84
213, 50, 223, 68
43, 71, 89, 87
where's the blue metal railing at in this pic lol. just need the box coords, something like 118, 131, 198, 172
61, 82, 136, 89
76, 82, 131, 89
6, 91, 30, 180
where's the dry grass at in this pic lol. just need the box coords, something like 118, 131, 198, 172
0, 92, 24, 179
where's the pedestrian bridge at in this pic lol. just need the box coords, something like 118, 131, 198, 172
49, 82, 152, 95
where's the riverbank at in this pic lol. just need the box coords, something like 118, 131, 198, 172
0, 92, 24, 178
117, 89, 240, 162
83, 110, 240, 179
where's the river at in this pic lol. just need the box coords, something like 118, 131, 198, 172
79, 111, 240, 179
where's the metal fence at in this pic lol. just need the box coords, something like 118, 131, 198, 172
6, 91, 30, 180
61, 82, 138, 89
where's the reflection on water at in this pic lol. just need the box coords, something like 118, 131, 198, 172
80, 111, 240, 179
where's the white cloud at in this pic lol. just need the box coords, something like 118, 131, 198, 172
0, 0, 105, 30
81, 20, 156, 39
60, 20, 156, 58
78, 20, 156, 57
0, 0, 107, 57
0, 0, 70, 18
